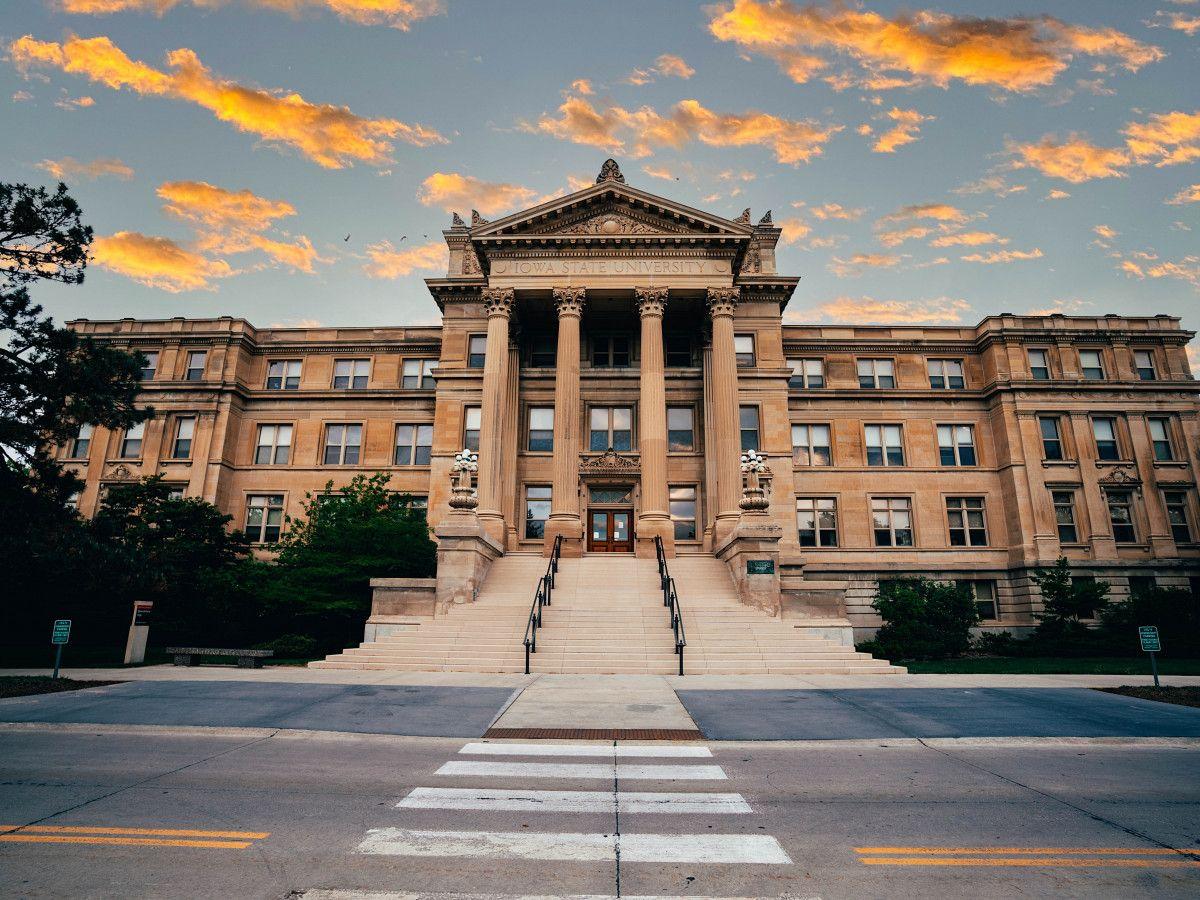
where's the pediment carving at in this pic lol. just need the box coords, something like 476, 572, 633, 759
579, 448, 640, 473
525, 206, 693, 237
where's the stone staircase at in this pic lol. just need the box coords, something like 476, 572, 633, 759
311, 553, 903, 674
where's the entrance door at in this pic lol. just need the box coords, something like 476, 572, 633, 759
588, 509, 634, 552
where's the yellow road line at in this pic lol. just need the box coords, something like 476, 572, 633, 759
0, 834, 252, 849
855, 847, 1181, 855
860, 856, 1200, 868
0, 825, 269, 840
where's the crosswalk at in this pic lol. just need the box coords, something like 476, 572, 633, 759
352, 740, 792, 878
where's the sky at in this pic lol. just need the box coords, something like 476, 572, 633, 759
2, 0, 1198, 363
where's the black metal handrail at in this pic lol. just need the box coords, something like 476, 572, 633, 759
524, 534, 562, 674
654, 536, 687, 675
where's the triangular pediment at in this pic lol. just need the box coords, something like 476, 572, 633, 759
470, 176, 753, 242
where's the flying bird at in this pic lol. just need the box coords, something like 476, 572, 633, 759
343, 234, 350, 242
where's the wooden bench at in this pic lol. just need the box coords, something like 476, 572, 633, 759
166, 647, 274, 669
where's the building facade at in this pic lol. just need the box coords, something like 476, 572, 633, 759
65, 161, 1200, 636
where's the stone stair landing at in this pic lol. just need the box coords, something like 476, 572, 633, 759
311, 553, 903, 674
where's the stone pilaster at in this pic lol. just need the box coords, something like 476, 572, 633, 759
635, 286, 673, 557
707, 286, 742, 545
476, 287, 514, 544
545, 286, 586, 556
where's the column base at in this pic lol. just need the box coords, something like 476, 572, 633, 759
635, 514, 674, 559
544, 515, 584, 558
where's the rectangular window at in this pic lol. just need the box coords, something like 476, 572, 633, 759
333, 358, 370, 389
857, 358, 895, 389
589, 406, 632, 452
245, 494, 284, 544
185, 351, 206, 381
1133, 349, 1157, 381
665, 333, 692, 367
734, 334, 755, 367
1028, 349, 1050, 380
797, 497, 838, 547
401, 359, 436, 389
1079, 349, 1105, 380
467, 334, 487, 368
254, 424, 292, 465
1040, 416, 1064, 461
266, 360, 301, 390
120, 421, 144, 458
938, 424, 977, 466
1093, 417, 1120, 461
865, 424, 904, 467
138, 350, 159, 381
1107, 490, 1136, 543
69, 423, 93, 459
1053, 491, 1078, 543
1165, 491, 1193, 544
788, 357, 825, 389
524, 486, 551, 539
872, 497, 913, 547
592, 335, 631, 368
323, 423, 362, 465
463, 406, 481, 452
669, 485, 697, 540
962, 580, 998, 620
528, 335, 556, 368
394, 424, 433, 466
946, 496, 988, 546
1148, 417, 1174, 461
739, 406, 760, 452
528, 407, 554, 452
667, 406, 695, 452
171, 416, 195, 460
791, 424, 832, 466
928, 358, 965, 389
66, 491, 81, 510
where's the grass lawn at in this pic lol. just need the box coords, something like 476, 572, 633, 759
903, 656, 1200, 675
1, 647, 319, 669
1096, 686, 1200, 709
0, 676, 123, 699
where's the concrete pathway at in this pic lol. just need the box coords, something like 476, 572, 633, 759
490, 675, 697, 732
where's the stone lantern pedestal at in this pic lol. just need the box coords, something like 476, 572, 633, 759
715, 452, 783, 615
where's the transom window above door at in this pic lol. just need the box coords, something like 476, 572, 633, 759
589, 486, 632, 504
590, 406, 632, 451
592, 335, 631, 368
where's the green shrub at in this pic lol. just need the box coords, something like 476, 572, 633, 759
1100, 587, 1200, 657
867, 577, 980, 661
1029, 557, 1110, 655
254, 634, 318, 658
972, 630, 1026, 656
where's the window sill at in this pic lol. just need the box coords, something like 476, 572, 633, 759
162, 459, 193, 466
1153, 461, 1188, 469
1042, 459, 1078, 468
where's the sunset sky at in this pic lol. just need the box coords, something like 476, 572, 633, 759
3, 1, 1198, 358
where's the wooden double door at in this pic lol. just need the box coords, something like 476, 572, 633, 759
587, 508, 634, 552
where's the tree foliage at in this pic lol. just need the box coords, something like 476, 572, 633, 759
1100, 586, 1200, 657
862, 577, 980, 661
1030, 557, 1109, 646
0, 182, 92, 286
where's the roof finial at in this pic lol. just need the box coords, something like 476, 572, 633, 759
757, 210, 773, 225
736, 208, 751, 225
451, 211, 466, 228
596, 158, 625, 184
470, 209, 489, 226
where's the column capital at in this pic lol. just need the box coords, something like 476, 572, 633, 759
635, 286, 668, 318
706, 286, 740, 318
552, 286, 586, 318
481, 287, 515, 318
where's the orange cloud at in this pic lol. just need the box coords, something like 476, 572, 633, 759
872, 107, 932, 153
54, 94, 95, 109
1026, 298, 1090, 315
91, 230, 233, 292
808, 202, 863, 220
1123, 110, 1200, 167
777, 217, 811, 245
929, 231, 1007, 248
641, 165, 676, 181
960, 248, 1044, 264
1092, 224, 1118, 242
1167, 184, 1200, 205
877, 225, 933, 247
878, 202, 970, 224
1123, 255, 1200, 290
10, 34, 444, 168
417, 172, 546, 217
1187, 343, 1200, 377
804, 296, 972, 324
654, 54, 695, 79
1045, 189, 1071, 200
828, 252, 904, 277
707, 0, 1161, 92
570, 79, 593, 95
37, 156, 133, 181
525, 93, 841, 165
1009, 135, 1130, 183
1150, 10, 1200, 36
363, 240, 447, 278
57, 1, 446, 30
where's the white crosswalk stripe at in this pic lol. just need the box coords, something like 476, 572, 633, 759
399, 786, 752, 814
358, 828, 792, 864
458, 742, 713, 758
435, 760, 727, 780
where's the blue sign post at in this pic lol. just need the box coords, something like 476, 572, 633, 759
1138, 625, 1161, 687
50, 619, 71, 680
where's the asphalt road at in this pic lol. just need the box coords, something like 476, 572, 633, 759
2, 727, 1197, 899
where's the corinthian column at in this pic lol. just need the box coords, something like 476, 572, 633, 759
476, 287, 514, 543
546, 286, 585, 557
707, 286, 742, 545
636, 286, 673, 557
